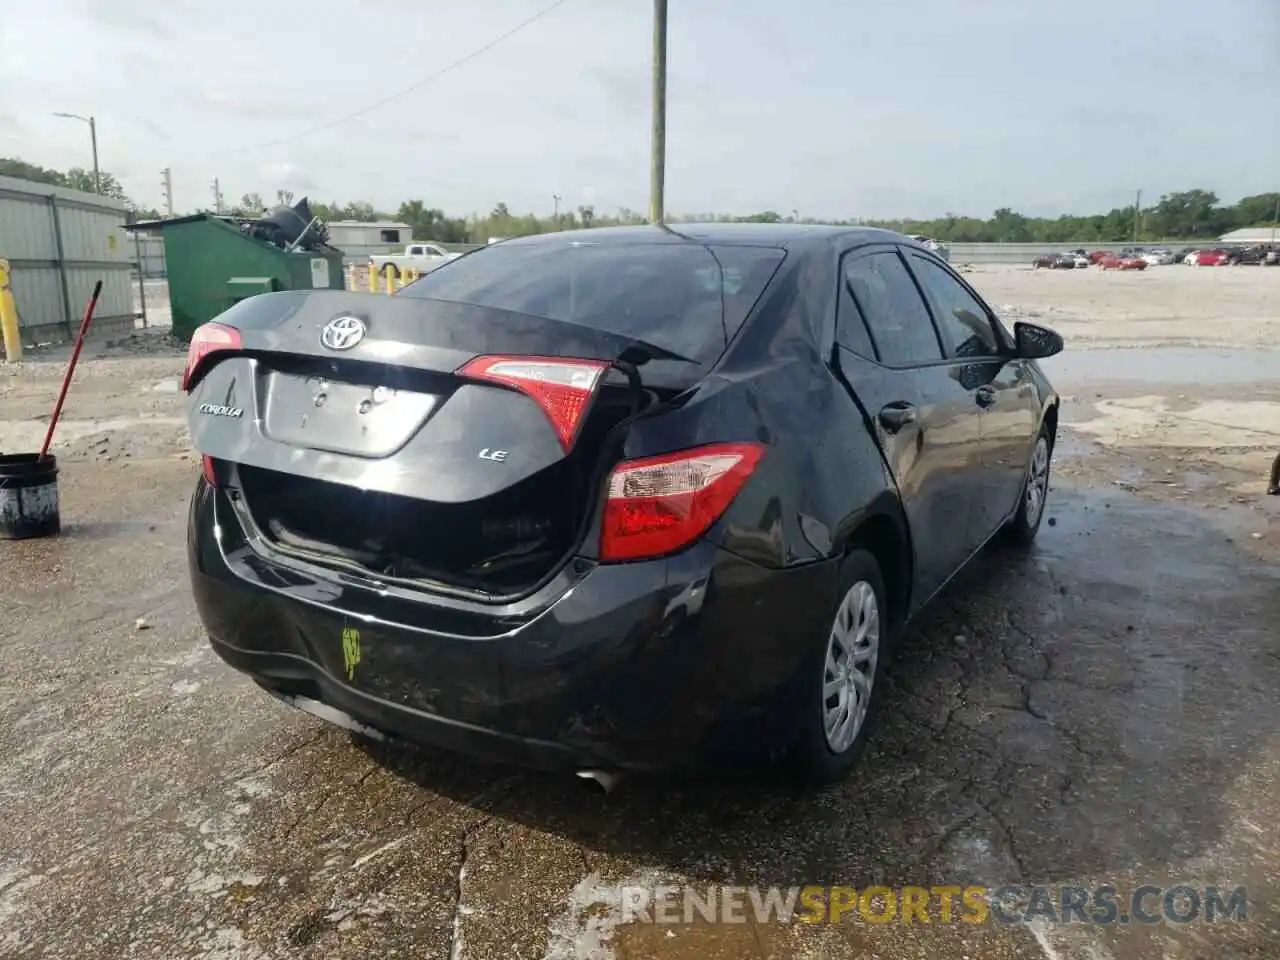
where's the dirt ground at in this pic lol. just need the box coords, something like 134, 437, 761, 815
1, 264, 1278, 959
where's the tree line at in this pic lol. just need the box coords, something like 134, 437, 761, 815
302, 189, 1280, 247
2, 157, 1275, 245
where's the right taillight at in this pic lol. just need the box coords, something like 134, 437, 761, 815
456, 355, 610, 452
599, 442, 766, 562
183, 322, 242, 391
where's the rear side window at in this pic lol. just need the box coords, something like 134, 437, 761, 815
399, 241, 786, 363
836, 281, 876, 358
908, 255, 1001, 358
844, 252, 943, 365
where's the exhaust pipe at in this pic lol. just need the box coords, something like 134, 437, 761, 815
576, 770, 622, 795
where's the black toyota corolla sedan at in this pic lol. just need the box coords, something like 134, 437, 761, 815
186, 224, 1062, 783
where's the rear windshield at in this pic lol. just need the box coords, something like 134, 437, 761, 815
397, 240, 786, 364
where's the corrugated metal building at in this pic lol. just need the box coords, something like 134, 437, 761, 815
0, 174, 137, 343
1219, 227, 1279, 245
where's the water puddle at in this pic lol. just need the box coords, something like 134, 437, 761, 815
1043, 348, 1280, 385
1067, 396, 1280, 448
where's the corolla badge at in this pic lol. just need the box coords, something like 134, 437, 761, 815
198, 402, 243, 418
321, 315, 366, 351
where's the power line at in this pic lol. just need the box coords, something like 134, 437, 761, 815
214, 0, 574, 159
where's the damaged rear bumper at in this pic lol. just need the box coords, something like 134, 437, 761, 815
187, 480, 839, 772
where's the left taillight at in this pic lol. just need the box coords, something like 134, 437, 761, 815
183, 322, 242, 392
599, 442, 766, 563
201, 455, 218, 486
456, 355, 610, 452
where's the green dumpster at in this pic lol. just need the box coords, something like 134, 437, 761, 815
130, 213, 345, 341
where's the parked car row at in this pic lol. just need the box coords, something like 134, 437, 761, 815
1032, 244, 1279, 270
1177, 244, 1278, 266
1031, 248, 1146, 270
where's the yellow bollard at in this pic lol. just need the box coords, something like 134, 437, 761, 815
0, 259, 22, 362
367, 265, 377, 293
384, 269, 395, 295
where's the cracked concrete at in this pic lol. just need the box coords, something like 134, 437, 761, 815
2, 271, 1279, 958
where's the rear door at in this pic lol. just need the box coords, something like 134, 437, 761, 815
833, 245, 985, 602
904, 252, 1041, 542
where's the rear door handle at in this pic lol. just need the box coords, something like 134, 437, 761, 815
878, 402, 918, 434
975, 386, 996, 408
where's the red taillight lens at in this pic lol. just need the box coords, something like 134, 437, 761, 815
457, 355, 610, 451
201, 455, 218, 486
183, 322, 242, 391
599, 442, 766, 562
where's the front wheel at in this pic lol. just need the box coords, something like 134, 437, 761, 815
791, 549, 890, 784
1003, 427, 1052, 546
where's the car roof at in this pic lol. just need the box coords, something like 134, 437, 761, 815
499, 222, 912, 252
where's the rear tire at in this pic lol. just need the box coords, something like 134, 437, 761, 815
791, 549, 891, 784
1003, 426, 1052, 547
381, 264, 400, 279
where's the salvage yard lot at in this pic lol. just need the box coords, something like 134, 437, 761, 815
1, 264, 1278, 959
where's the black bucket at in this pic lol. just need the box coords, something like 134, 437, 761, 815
0, 453, 60, 540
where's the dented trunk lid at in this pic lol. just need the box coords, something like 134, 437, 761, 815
185, 290, 696, 502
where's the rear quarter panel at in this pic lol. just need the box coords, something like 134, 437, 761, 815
618, 247, 902, 571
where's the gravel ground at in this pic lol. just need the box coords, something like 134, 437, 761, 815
1, 265, 1278, 959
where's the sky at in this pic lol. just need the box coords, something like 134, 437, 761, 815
1, 0, 1276, 221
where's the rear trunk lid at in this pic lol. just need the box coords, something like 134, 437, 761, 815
188, 290, 695, 497
187, 291, 695, 596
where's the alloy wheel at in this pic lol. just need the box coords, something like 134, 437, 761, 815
1025, 435, 1050, 527
822, 580, 881, 753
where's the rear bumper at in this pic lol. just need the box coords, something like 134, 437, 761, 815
188, 481, 839, 772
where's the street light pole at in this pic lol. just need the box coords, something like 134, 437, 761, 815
89, 116, 100, 195
649, 0, 668, 225
53, 112, 101, 194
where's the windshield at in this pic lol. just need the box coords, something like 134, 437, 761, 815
397, 240, 786, 364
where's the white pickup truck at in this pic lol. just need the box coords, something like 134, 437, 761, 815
368, 243, 462, 278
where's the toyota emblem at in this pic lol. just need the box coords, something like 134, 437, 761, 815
321, 315, 366, 351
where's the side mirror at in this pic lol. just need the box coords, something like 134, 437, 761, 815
1014, 321, 1064, 360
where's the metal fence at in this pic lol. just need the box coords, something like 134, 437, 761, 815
0, 175, 138, 343
129, 232, 166, 278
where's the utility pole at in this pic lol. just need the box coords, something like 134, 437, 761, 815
89, 116, 100, 195
552, 193, 562, 227
1133, 189, 1142, 243
648, 0, 668, 225
161, 168, 174, 217
211, 178, 224, 215
1272, 195, 1278, 246
53, 112, 100, 194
